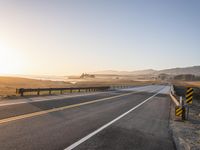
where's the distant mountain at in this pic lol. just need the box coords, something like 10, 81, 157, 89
157, 66, 200, 76
131, 69, 156, 75
91, 70, 128, 75
92, 66, 200, 76
92, 69, 156, 75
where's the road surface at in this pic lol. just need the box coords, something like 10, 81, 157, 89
0, 85, 175, 150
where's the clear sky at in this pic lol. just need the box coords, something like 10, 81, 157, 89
0, 0, 199, 75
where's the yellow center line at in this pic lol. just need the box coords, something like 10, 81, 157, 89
0, 90, 145, 124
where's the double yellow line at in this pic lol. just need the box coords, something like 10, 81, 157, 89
0, 91, 140, 124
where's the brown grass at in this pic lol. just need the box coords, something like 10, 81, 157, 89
0, 76, 158, 97
185, 81, 200, 87
74, 79, 159, 87
0, 76, 71, 96
172, 80, 200, 88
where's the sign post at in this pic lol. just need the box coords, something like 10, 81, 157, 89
185, 87, 194, 120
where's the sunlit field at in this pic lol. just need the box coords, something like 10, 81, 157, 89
0, 76, 158, 98
172, 80, 200, 88
185, 81, 200, 87
0, 76, 71, 97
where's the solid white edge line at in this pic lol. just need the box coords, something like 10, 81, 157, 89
64, 86, 166, 150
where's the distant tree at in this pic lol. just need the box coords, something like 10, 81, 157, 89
80, 73, 95, 79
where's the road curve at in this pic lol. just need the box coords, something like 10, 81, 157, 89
0, 85, 175, 150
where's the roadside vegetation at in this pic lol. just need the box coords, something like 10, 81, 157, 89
172, 80, 200, 88
0, 77, 72, 97
0, 76, 158, 98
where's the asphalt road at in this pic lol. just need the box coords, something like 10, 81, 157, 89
0, 85, 175, 150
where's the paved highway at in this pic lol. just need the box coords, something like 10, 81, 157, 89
0, 85, 175, 150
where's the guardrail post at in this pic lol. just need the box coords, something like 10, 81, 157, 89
182, 106, 186, 120
171, 85, 174, 95
180, 96, 186, 120
49, 90, 52, 95
19, 88, 24, 96
186, 105, 189, 120
37, 90, 40, 96
180, 96, 183, 106
21, 90, 24, 96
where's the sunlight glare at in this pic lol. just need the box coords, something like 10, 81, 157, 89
0, 41, 24, 75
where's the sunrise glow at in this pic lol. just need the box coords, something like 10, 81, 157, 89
0, 41, 24, 75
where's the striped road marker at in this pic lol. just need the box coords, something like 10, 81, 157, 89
186, 87, 194, 104
175, 106, 183, 117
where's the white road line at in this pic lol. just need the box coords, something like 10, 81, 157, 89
64, 86, 166, 150
0, 90, 143, 124
0, 85, 160, 107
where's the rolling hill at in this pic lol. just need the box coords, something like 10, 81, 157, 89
93, 66, 200, 76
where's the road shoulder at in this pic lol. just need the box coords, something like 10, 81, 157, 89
72, 93, 175, 150
170, 99, 200, 150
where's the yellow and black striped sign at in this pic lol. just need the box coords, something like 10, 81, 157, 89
186, 87, 193, 104
175, 106, 183, 117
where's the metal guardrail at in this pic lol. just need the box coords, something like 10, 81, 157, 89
16, 86, 110, 96
170, 85, 180, 106
170, 84, 192, 120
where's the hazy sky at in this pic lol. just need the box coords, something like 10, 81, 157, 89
0, 0, 199, 75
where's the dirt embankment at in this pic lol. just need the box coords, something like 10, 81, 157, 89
170, 85, 200, 150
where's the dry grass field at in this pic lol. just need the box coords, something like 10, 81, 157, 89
0, 76, 158, 97
0, 77, 72, 97
172, 80, 200, 101
172, 80, 200, 88
185, 81, 200, 87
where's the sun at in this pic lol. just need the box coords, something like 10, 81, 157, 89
0, 41, 24, 75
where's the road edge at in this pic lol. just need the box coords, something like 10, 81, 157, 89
64, 87, 164, 150
169, 97, 191, 150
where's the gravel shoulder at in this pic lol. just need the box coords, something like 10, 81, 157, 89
170, 96, 200, 150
